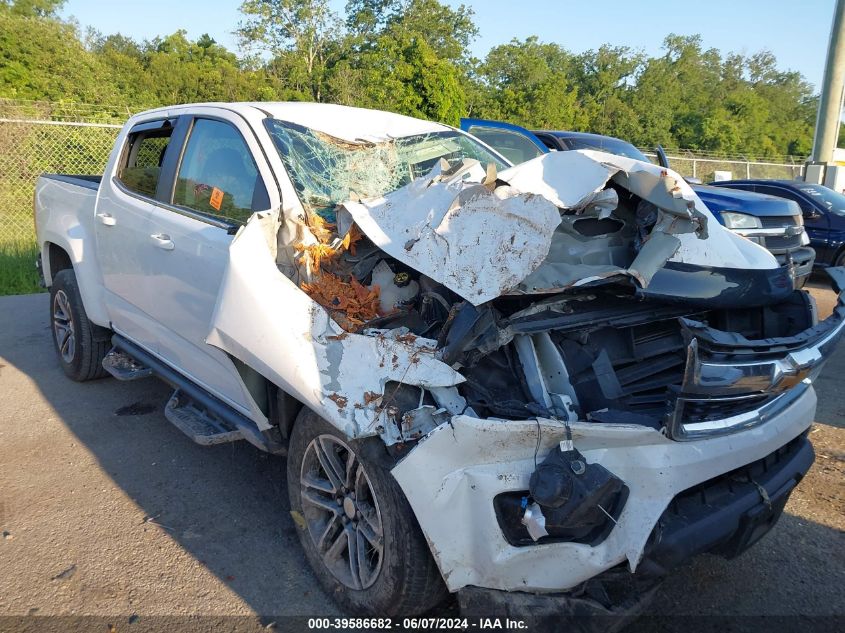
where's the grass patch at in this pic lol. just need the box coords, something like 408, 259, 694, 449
0, 240, 44, 296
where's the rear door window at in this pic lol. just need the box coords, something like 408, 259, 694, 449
172, 118, 267, 224
116, 120, 175, 198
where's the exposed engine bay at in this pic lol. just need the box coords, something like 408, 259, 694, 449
207, 117, 843, 449
288, 222, 814, 434
264, 142, 818, 445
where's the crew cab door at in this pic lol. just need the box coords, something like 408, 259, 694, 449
96, 118, 180, 351
459, 118, 547, 165
143, 112, 277, 414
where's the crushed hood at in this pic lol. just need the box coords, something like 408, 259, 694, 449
341, 150, 778, 306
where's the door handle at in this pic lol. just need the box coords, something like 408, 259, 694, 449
96, 212, 116, 226
150, 233, 175, 251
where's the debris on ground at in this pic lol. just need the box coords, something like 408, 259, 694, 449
140, 514, 173, 531
52, 564, 77, 581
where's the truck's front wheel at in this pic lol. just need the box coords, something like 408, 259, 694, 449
49, 269, 109, 381
287, 409, 447, 616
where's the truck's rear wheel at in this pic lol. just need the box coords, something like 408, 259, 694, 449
287, 409, 447, 616
49, 269, 110, 381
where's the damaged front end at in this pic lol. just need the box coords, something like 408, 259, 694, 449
208, 117, 845, 603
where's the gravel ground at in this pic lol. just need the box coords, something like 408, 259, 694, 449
0, 280, 843, 632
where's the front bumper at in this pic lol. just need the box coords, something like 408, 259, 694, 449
392, 383, 816, 594
638, 431, 814, 575
393, 269, 844, 595
454, 432, 812, 627
458, 570, 660, 633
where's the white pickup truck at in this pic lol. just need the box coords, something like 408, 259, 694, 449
34, 102, 845, 623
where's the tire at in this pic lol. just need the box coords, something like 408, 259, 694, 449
49, 269, 110, 381
834, 250, 845, 268
287, 409, 448, 616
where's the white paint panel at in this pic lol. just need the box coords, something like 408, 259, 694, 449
497, 151, 618, 208
252, 102, 446, 144
205, 215, 464, 438
343, 160, 564, 305
393, 387, 815, 593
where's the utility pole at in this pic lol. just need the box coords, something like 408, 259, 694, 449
808, 0, 845, 187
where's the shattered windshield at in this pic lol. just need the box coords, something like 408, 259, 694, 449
265, 119, 508, 214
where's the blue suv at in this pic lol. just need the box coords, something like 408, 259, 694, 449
710, 179, 845, 268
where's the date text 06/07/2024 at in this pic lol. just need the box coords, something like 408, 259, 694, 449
306, 618, 528, 629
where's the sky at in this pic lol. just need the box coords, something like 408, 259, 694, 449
61, 0, 836, 90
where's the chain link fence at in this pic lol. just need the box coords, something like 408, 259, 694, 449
0, 119, 120, 248
0, 101, 809, 251
640, 151, 806, 182
0, 99, 126, 253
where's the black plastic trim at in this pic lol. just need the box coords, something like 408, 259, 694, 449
493, 485, 629, 548
156, 115, 191, 203
458, 571, 660, 631
637, 432, 814, 576
111, 335, 286, 454
41, 174, 101, 190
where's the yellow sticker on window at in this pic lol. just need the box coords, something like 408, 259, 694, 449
209, 187, 224, 211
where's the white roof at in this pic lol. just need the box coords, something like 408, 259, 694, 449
139, 101, 448, 144
252, 102, 448, 143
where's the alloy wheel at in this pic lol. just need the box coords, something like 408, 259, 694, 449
299, 434, 384, 590
52, 289, 76, 364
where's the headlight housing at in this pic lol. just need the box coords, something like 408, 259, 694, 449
721, 211, 763, 244
721, 211, 762, 229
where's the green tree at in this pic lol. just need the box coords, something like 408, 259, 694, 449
344, 0, 395, 36
345, 0, 476, 62
0, 8, 121, 104
473, 36, 585, 130
1, 0, 64, 18
0, 2, 822, 159
327, 0, 474, 124
571, 45, 644, 141
237, 0, 343, 101
331, 29, 465, 123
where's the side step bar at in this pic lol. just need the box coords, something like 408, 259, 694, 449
102, 348, 153, 381
110, 335, 286, 455
165, 389, 244, 446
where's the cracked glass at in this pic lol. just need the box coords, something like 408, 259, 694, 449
264, 120, 507, 218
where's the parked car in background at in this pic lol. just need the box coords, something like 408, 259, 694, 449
710, 179, 845, 268
460, 120, 815, 287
